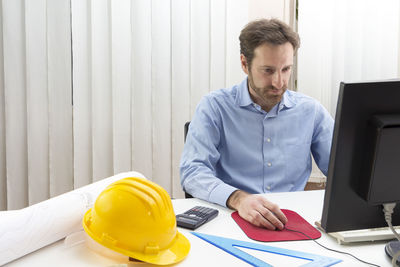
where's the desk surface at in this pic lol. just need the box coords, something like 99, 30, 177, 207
6, 190, 391, 267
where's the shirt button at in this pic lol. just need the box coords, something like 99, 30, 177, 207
267, 185, 271, 190
267, 162, 272, 167
266, 138, 271, 142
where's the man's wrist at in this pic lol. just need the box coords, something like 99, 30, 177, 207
226, 190, 249, 210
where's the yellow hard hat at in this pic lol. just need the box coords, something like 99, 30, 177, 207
82, 177, 190, 265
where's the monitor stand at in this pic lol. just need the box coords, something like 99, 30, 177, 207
385, 241, 400, 265
315, 221, 400, 244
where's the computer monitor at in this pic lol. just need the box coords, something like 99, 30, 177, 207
320, 79, 400, 233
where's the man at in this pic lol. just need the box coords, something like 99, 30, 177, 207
180, 19, 334, 230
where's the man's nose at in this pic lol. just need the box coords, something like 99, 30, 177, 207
272, 72, 284, 89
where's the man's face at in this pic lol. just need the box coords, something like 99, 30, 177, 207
241, 42, 294, 111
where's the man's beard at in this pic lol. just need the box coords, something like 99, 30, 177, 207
248, 72, 285, 109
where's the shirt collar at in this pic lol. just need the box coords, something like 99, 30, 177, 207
236, 78, 254, 107
280, 90, 296, 110
236, 77, 296, 110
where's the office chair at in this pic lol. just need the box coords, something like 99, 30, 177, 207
183, 121, 193, 198
184, 121, 190, 142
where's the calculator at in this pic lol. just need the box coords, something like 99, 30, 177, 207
176, 206, 219, 230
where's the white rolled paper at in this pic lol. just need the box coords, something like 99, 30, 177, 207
0, 171, 146, 266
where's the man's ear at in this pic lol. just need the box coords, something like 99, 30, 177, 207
240, 54, 249, 75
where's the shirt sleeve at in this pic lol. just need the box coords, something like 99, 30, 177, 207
180, 96, 238, 207
311, 102, 334, 176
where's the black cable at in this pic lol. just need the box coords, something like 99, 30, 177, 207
284, 226, 381, 267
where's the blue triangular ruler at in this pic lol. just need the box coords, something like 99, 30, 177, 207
191, 232, 341, 267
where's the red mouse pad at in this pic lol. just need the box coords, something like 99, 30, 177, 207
231, 209, 321, 242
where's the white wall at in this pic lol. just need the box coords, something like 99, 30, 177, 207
0, 0, 294, 210
297, 0, 400, 116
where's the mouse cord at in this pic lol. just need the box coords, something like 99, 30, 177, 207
284, 226, 380, 267
392, 250, 400, 267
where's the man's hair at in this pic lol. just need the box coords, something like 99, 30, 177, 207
239, 18, 300, 67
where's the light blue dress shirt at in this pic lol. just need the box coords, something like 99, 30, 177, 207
180, 78, 334, 207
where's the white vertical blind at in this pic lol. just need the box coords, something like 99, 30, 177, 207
225, 1, 249, 87
71, 0, 93, 188
131, 0, 153, 184
0, 2, 5, 209
2, 0, 28, 210
0, 0, 73, 209
25, 0, 49, 204
151, 0, 172, 192
1, 0, 73, 209
190, 0, 210, 110
47, 0, 73, 197
111, 0, 132, 175
0, 0, 295, 210
171, 0, 191, 197
91, 0, 113, 182
210, 0, 227, 91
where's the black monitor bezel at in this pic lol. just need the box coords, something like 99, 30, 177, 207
321, 79, 400, 233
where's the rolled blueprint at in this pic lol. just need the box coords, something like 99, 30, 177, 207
0, 171, 146, 266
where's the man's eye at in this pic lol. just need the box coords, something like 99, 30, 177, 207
283, 67, 291, 72
264, 69, 274, 74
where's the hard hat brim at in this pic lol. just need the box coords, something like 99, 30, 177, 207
128, 231, 191, 265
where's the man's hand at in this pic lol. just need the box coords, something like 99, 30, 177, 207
227, 190, 287, 230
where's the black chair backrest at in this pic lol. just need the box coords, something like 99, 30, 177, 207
183, 121, 193, 198
184, 121, 190, 142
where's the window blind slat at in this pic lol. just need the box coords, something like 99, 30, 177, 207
190, 0, 210, 115
0, 2, 7, 210
71, 0, 93, 188
151, 0, 172, 192
131, 0, 153, 181
47, 0, 73, 197
111, 0, 132, 174
25, 0, 49, 205
3, 0, 28, 210
91, 0, 113, 182
171, 0, 191, 198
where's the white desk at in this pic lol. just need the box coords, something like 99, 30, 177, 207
5, 190, 391, 267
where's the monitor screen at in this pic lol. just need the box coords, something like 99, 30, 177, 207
321, 79, 400, 233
